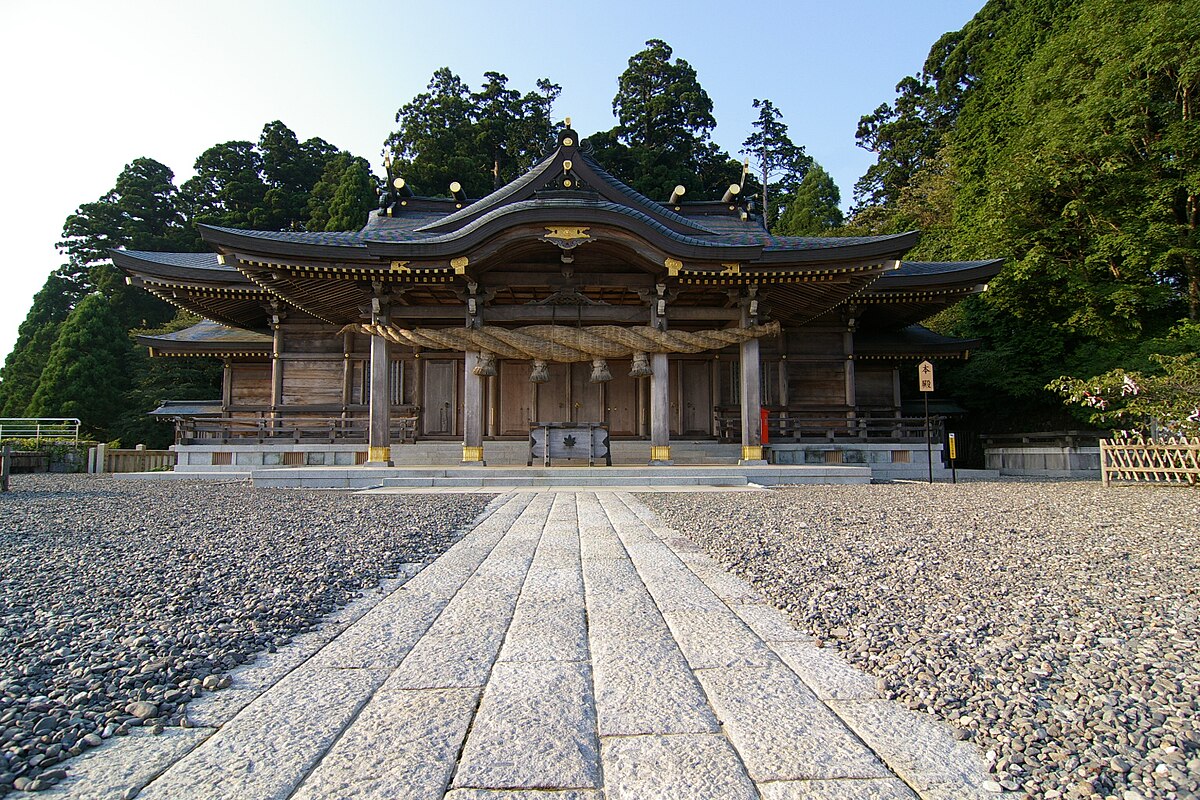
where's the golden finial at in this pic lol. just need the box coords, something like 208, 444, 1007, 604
565, 116, 572, 127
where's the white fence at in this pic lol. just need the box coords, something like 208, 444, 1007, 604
0, 417, 81, 443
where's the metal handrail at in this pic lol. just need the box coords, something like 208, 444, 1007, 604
0, 418, 81, 444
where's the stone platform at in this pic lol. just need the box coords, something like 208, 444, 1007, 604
44, 492, 1012, 800
248, 463, 870, 490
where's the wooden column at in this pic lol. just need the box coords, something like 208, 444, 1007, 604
270, 317, 284, 416
648, 288, 671, 464
463, 352, 485, 464
341, 331, 354, 413
739, 293, 766, 464
221, 359, 232, 410
462, 281, 485, 464
366, 300, 392, 465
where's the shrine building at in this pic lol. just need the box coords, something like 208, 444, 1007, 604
114, 125, 1001, 475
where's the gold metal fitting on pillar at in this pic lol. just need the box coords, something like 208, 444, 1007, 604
462, 445, 485, 463
368, 446, 391, 463
741, 445, 764, 462
650, 445, 671, 462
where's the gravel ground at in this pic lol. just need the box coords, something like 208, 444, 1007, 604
644, 480, 1200, 800
0, 474, 492, 795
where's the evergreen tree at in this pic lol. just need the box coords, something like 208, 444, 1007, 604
741, 99, 813, 229
258, 121, 339, 230
28, 293, 131, 438
183, 140, 269, 230
0, 270, 86, 416
592, 39, 744, 200
384, 68, 560, 198
775, 164, 843, 236
116, 312, 222, 448
307, 152, 376, 231
324, 160, 378, 231
613, 39, 715, 153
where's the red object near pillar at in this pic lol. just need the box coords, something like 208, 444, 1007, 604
760, 407, 770, 444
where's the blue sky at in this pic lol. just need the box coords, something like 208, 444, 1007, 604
0, 0, 985, 359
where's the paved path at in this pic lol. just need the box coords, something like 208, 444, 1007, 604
47, 492, 1010, 800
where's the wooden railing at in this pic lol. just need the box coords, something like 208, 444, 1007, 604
176, 416, 418, 445
89, 446, 176, 473
716, 412, 942, 443
1101, 437, 1199, 486
0, 417, 80, 443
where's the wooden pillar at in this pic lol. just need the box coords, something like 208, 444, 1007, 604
648, 289, 671, 464
739, 293, 766, 464
341, 331, 354, 413
270, 319, 284, 416
463, 352, 485, 464
221, 358, 232, 410
366, 301, 392, 465
462, 281, 486, 464
844, 330, 856, 411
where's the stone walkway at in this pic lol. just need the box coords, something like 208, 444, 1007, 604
46, 492, 1011, 800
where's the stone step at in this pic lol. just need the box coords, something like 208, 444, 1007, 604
377, 475, 752, 488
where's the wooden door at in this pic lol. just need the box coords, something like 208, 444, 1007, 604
571, 364, 604, 423
536, 363, 570, 422
498, 360, 534, 436
605, 360, 637, 436
680, 360, 712, 436
423, 360, 457, 436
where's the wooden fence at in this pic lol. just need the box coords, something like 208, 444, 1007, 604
88, 445, 177, 473
1100, 437, 1199, 486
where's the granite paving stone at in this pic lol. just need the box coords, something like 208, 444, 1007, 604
773, 641, 881, 700
826, 699, 1003, 795
290, 687, 480, 800
452, 661, 601, 791
757, 778, 920, 800
59, 489, 1003, 800
138, 666, 389, 800
695, 662, 891, 782
601, 733, 759, 800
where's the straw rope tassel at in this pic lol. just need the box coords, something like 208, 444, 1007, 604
344, 321, 781, 361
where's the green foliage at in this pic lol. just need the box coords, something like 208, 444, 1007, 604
0, 270, 85, 416
588, 40, 747, 200
384, 69, 560, 199
323, 160, 379, 232
775, 164, 843, 236
28, 293, 132, 438
184, 121, 361, 233
1048, 349, 1200, 438
741, 99, 813, 228
854, 0, 1200, 430
116, 313, 222, 449
613, 39, 715, 153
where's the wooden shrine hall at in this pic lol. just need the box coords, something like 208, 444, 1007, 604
115, 125, 1002, 470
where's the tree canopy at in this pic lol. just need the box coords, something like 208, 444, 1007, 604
741, 99, 813, 230
850, 0, 1200, 429
589, 39, 746, 201
384, 69, 560, 199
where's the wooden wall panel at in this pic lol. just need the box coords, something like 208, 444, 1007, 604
282, 361, 343, 405
786, 331, 844, 356
856, 367, 896, 408
281, 327, 343, 354
786, 362, 847, 407
230, 364, 271, 405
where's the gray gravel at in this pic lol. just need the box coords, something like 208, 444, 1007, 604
0, 474, 492, 794
643, 480, 1200, 800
